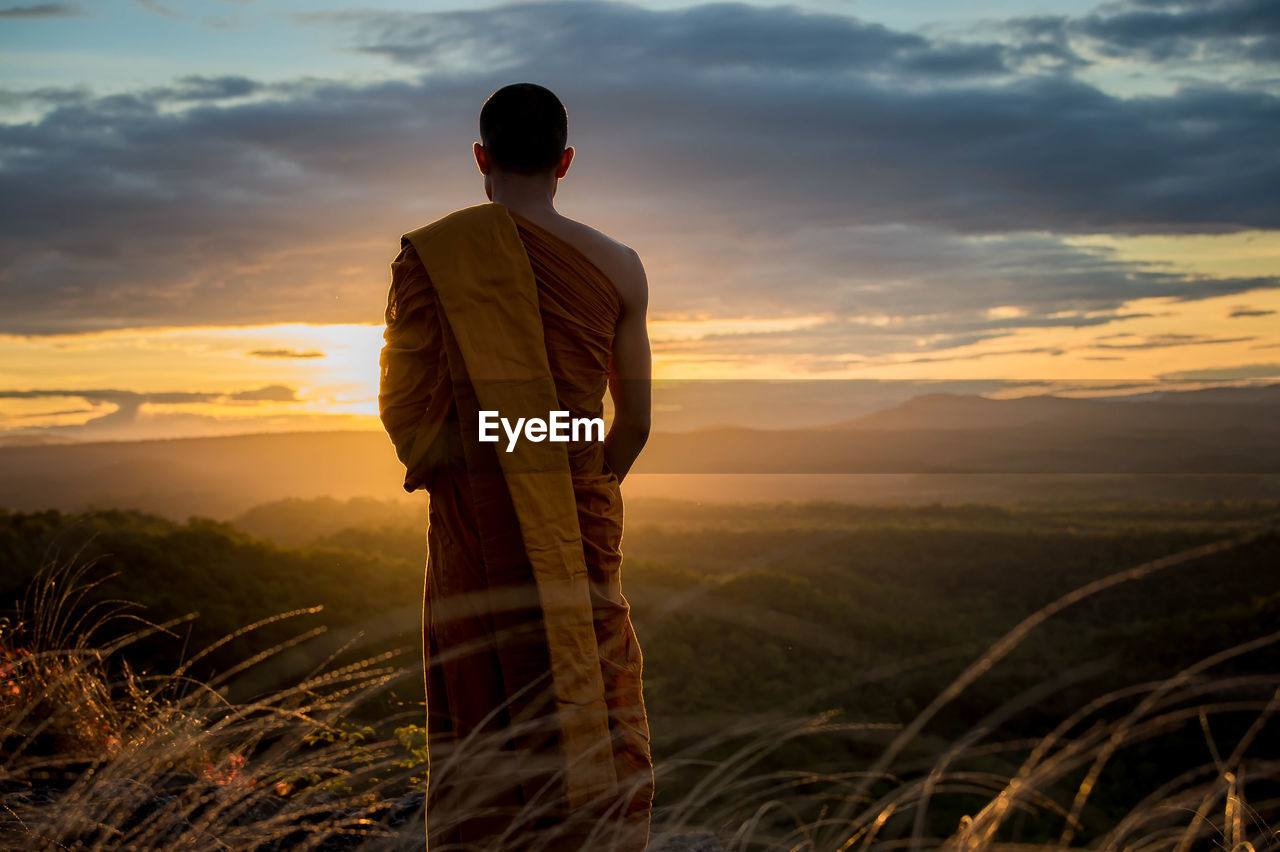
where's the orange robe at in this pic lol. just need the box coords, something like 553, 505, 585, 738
378, 202, 653, 850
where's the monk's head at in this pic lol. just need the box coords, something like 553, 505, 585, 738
474, 83, 574, 196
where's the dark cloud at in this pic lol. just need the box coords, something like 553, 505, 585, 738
308, 3, 1009, 79
0, 84, 92, 111
1080, 0, 1280, 65
0, 3, 83, 18
1005, 0, 1280, 70
1, 76, 272, 114
1229, 307, 1276, 317
159, 75, 264, 102
0, 0, 1277, 362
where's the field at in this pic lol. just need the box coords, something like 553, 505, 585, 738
2, 496, 1278, 849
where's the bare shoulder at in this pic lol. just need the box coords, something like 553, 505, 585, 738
547, 214, 647, 310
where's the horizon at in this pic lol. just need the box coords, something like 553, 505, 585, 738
3, 377, 1279, 447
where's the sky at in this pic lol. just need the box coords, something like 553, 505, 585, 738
1, 0, 1278, 442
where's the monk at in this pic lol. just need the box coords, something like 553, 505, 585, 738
378, 82, 654, 851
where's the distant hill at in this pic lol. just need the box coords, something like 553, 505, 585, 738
0, 432, 79, 447
0, 430, 410, 519
838, 383, 1280, 431
640, 384, 1280, 475
2, 385, 1280, 517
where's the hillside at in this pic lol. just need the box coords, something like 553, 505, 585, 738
2, 499, 1278, 845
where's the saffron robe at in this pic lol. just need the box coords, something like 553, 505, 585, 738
378, 202, 653, 850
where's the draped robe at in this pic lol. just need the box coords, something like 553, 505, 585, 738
378, 202, 653, 850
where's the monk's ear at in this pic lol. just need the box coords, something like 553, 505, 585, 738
555, 146, 574, 179
473, 142, 491, 175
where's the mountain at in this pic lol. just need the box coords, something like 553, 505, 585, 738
3, 385, 1279, 518
836, 384, 1280, 431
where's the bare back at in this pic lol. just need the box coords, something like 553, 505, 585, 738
499, 205, 651, 481
501, 209, 645, 310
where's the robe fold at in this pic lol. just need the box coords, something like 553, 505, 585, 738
378, 202, 653, 850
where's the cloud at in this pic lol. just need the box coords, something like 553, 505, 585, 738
248, 348, 325, 359
1158, 362, 1280, 380
893, 345, 1067, 366
157, 75, 264, 102
1089, 333, 1255, 350
227, 384, 298, 402
1, 0, 1277, 363
1229, 307, 1277, 317
1, 75, 273, 114
1078, 0, 1280, 67
0, 3, 83, 18
0, 385, 299, 430
131, 0, 176, 17
1004, 0, 1280, 72
307, 3, 1009, 79
0, 85, 92, 112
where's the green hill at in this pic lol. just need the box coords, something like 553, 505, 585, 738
2, 499, 1278, 845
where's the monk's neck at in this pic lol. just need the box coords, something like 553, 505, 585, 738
487, 175, 560, 222
490, 194, 557, 220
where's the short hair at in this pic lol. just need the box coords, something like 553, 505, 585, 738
478, 83, 568, 176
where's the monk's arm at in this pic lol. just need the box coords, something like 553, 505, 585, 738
604, 252, 651, 483
378, 243, 446, 492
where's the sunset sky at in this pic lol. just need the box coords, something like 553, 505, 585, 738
2, 0, 1278, 442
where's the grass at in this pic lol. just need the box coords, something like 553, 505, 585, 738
2, 519, 1279, 850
